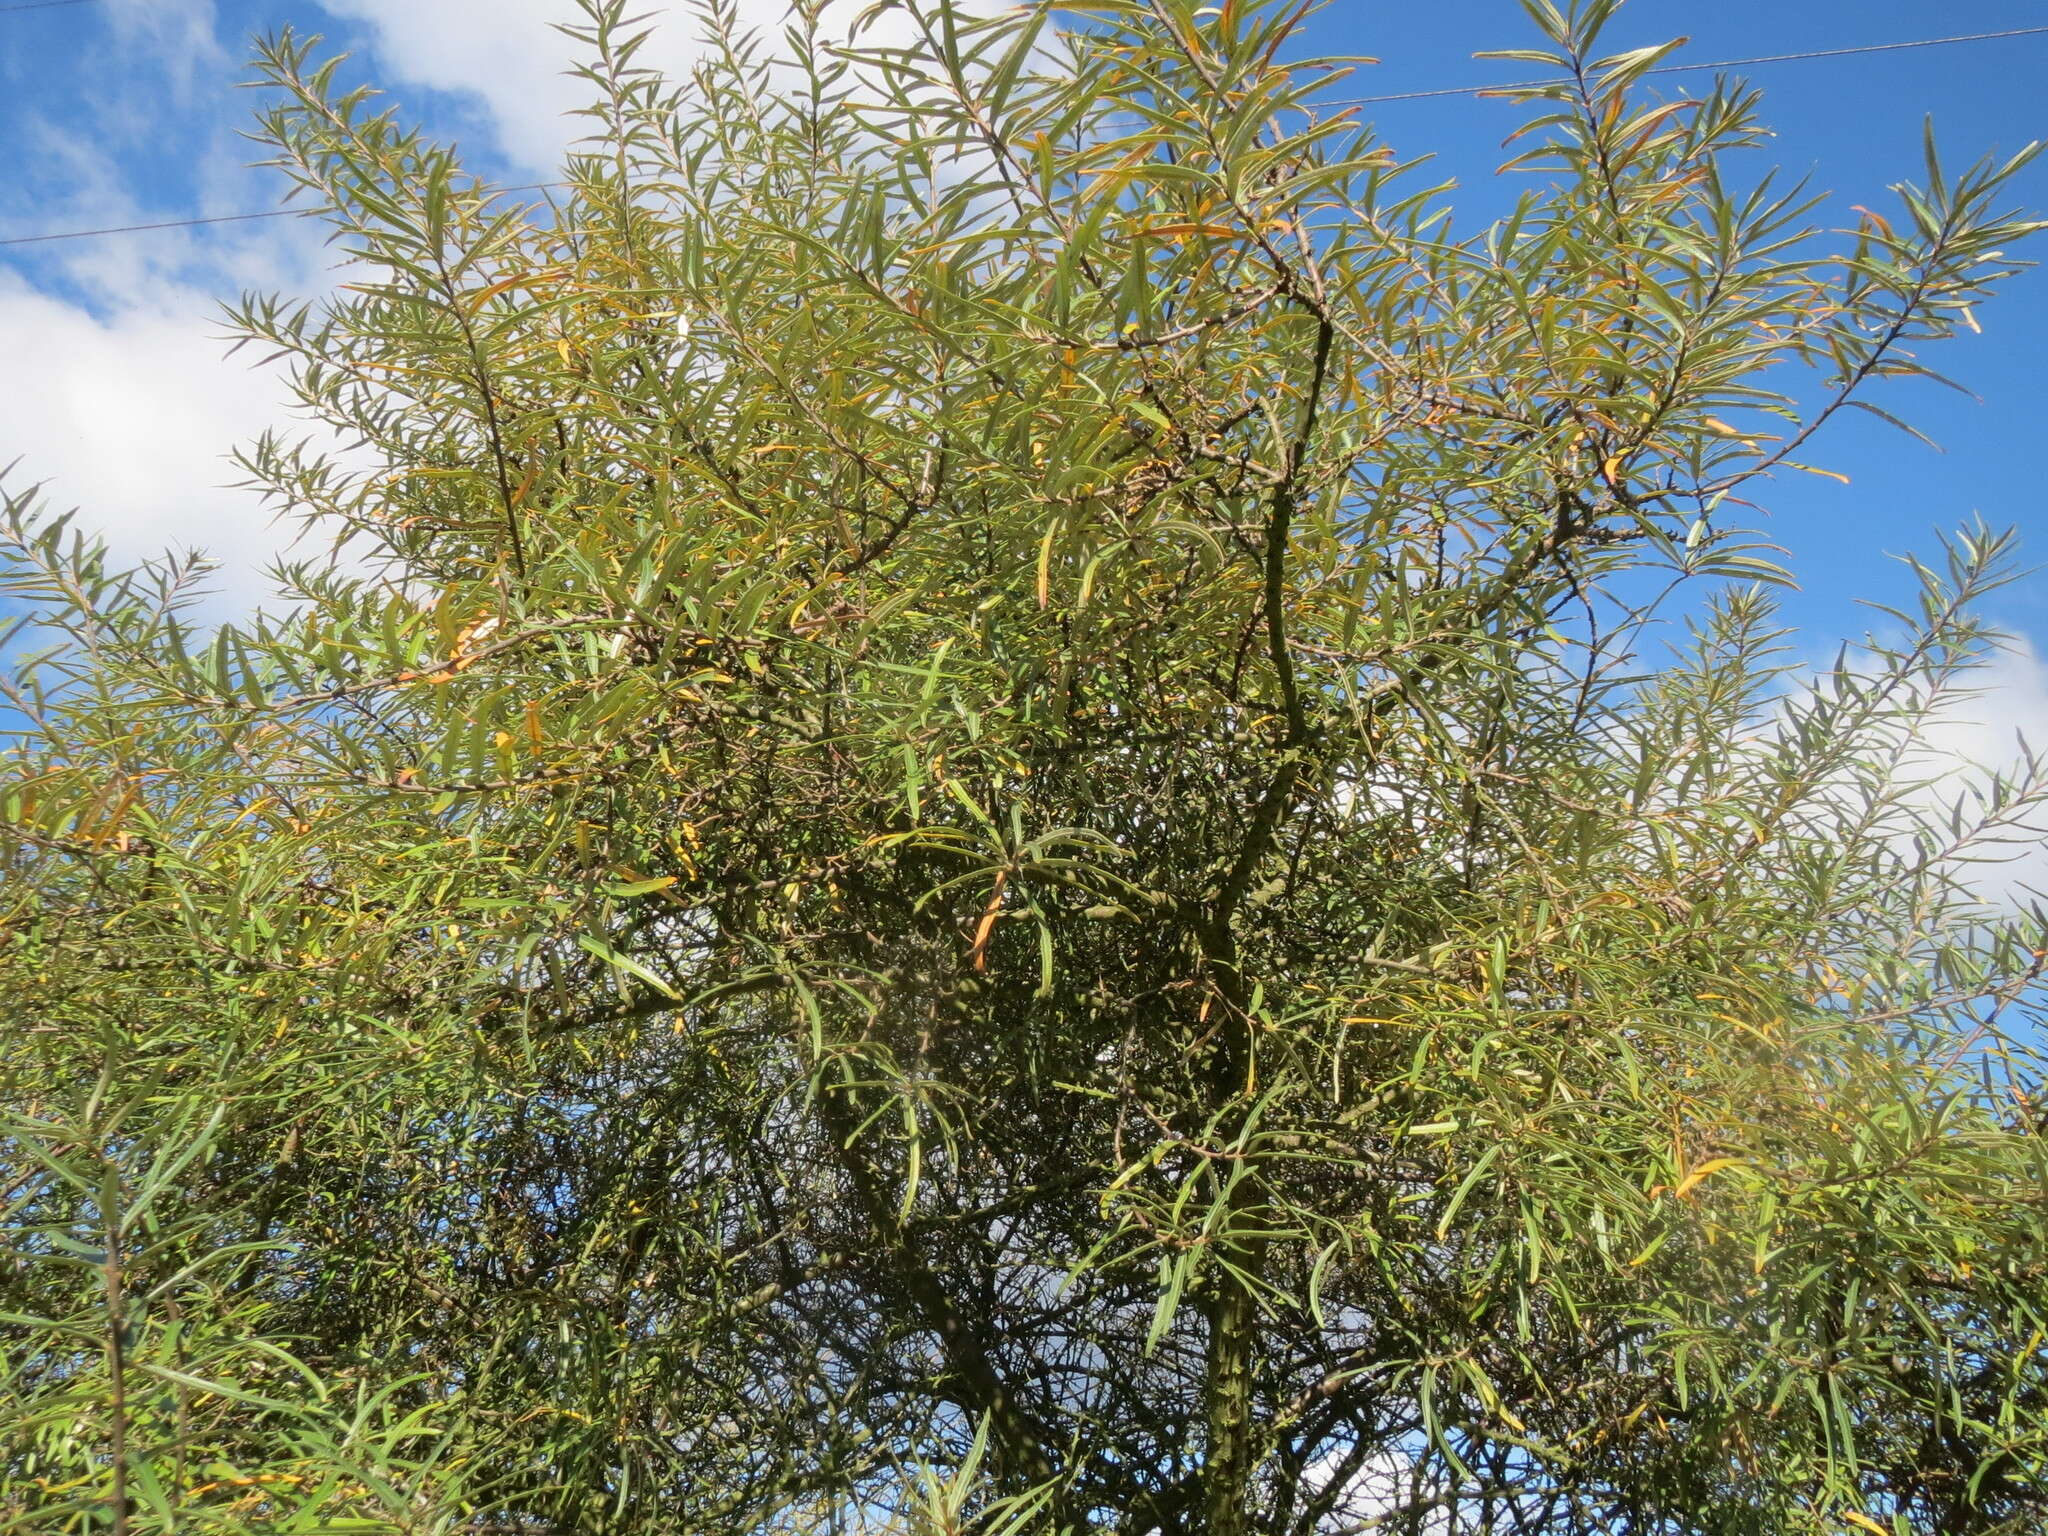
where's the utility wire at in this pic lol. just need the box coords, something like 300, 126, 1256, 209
4, 22, 2047, 247
0, 185, 565, 247
0, 209, 316, 246
1330, 23, 2048, 105
0, 0, 96, 14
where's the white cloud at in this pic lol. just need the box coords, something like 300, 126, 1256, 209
0, 0, 337, 607
1899, 638, 2048, 910
99, 0, 228, 105
313, 0, 608, 171
314, 0, 830, 171
317, 0, 1013, 171
1766, 634, 2048, 917
0, 267, 308, 604
1304, 1444, 1451, 1533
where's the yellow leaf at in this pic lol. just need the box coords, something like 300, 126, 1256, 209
1842, 1513, 1891, 1536
1146, 222, 1242, 240
1673, 1157, 1746, 1198
465, 272, 537, 315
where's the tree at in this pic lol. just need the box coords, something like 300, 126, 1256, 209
4, 1, 2046, 1531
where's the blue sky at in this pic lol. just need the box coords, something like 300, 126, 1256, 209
1305, 0, 2048, 651
2, 0, 2045, 761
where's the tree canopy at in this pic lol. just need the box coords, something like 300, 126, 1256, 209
4, 2, 2047, 1532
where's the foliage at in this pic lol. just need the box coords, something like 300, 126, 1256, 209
4, 1, 2047, 1532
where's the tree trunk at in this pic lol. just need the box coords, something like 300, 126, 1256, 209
1202, 1234, 1261, 1536
101, 1178, 130, 1536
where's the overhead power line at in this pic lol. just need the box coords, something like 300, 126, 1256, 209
4, 22, 2046, 248
1333, 23, 2048, 105
0, 209, 320, 246
0, 186, 565, 248
0, 0, 96, 14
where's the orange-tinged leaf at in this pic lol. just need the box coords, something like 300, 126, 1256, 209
969, 871, 1010, 973
1146, 222, 1242, 240
466, 272, 543, 315
1673, 1157, 1746, 1198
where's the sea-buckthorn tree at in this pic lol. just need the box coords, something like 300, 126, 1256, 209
4, 2, 2046, 1533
